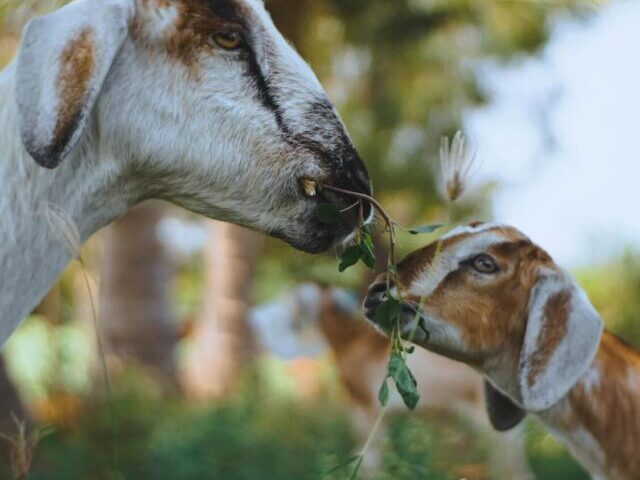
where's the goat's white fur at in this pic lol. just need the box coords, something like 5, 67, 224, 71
0, 0, 369, 348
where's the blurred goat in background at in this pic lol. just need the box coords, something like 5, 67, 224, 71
250, 283, 534, 480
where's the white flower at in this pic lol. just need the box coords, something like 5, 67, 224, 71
440, 131, 474, 202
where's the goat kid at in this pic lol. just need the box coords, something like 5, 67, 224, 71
365, 222, 640, 480
0, 0, 371, 347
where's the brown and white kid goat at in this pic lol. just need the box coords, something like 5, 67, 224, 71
364, 222, 640, 480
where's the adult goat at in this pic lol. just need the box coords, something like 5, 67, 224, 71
0, 0, 371, 346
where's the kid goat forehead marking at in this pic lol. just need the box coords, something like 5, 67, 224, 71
404, 224, 533, 295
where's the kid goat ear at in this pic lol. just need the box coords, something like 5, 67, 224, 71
518, 270, 603, 412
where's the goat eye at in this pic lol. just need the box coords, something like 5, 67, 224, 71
471, 254, 498, 274
214, 31, 242, 50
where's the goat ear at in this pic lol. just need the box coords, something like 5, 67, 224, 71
16, 0, 134, 169
484, 380, 526, 431
518, 270, 603, 412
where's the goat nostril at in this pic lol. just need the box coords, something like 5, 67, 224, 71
368, 281, 388, 297
351, 167, 372, 197
354, 169, 371, 194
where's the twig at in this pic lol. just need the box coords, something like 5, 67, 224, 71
323, 184, 399, 282
78, 258, 119, 477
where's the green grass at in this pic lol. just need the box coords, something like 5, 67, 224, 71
0, 370, 589, 480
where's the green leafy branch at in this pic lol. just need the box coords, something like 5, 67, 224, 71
322, 131, 473, 479
316, 184, 442, 410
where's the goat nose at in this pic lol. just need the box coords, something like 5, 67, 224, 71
367, 281, 389, 298
342, 150, 373, 219
348, 154, 372, 197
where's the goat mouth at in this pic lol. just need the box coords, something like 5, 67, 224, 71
363, 303, 420, 324
300, 178, 318, 197
363, 291, 421, 324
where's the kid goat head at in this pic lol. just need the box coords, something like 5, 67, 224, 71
14, 0, 371, 253
365, 223, 640, 479
365, 223, 603, 413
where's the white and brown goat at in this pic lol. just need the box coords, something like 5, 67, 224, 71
0, 0, 370, 347
365, 222, 640, 480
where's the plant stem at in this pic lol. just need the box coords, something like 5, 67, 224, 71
323, 184, 399, 283
322, 184, 395, 230
79, 257, 118, 478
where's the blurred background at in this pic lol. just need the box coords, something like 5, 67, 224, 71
1, 0, 638, 479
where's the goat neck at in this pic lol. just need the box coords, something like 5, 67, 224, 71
535, 331, 640, 480
0, 63, 136, 347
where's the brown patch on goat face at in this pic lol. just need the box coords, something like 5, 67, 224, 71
398, 227, 553, 362
132, 0, 254, 70
395, 232, 474, 288
396, 225, 533, 289
525, 289, 571, 388
54, 28, 95, 149
559, 332, 640, 478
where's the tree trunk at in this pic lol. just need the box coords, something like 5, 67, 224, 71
182, 222, 260, 399
178, 2, 316, 399
0, 356, 25, 434
98, 201, 178, 390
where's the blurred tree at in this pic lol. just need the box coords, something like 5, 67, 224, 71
0, 357, 26, 433
255, 0, 593, 294
181, 0, 316, 398
98, 201, 179, 391
577, 252, 640, 349
182, 222, 261, 398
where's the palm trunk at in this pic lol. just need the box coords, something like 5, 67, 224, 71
98, 201, 178, 390
0, 356, 25, 434
182, 222, 260, 399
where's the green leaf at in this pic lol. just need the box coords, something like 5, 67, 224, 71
359, 239, 376, 269
378, 378, 390, 407
374, 297, 402, 331
327, 455, 362, 474
338, 246, 362, 272
388, 353, 420, 410
348, 456, 365, 480
316, 203, 341, 224
387, 353, 405, 378
361, 232, 374, 250
363, 223, 375, 235
418, 317, 431, 340
408, 224, 444, 235
387, 264, 397, 274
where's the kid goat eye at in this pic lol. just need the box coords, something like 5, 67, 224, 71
471, 254, 499, 274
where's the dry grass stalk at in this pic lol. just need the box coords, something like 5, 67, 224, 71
0, 414, 48, 480
440, 131, 475, 202
42, 202, 82, 259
